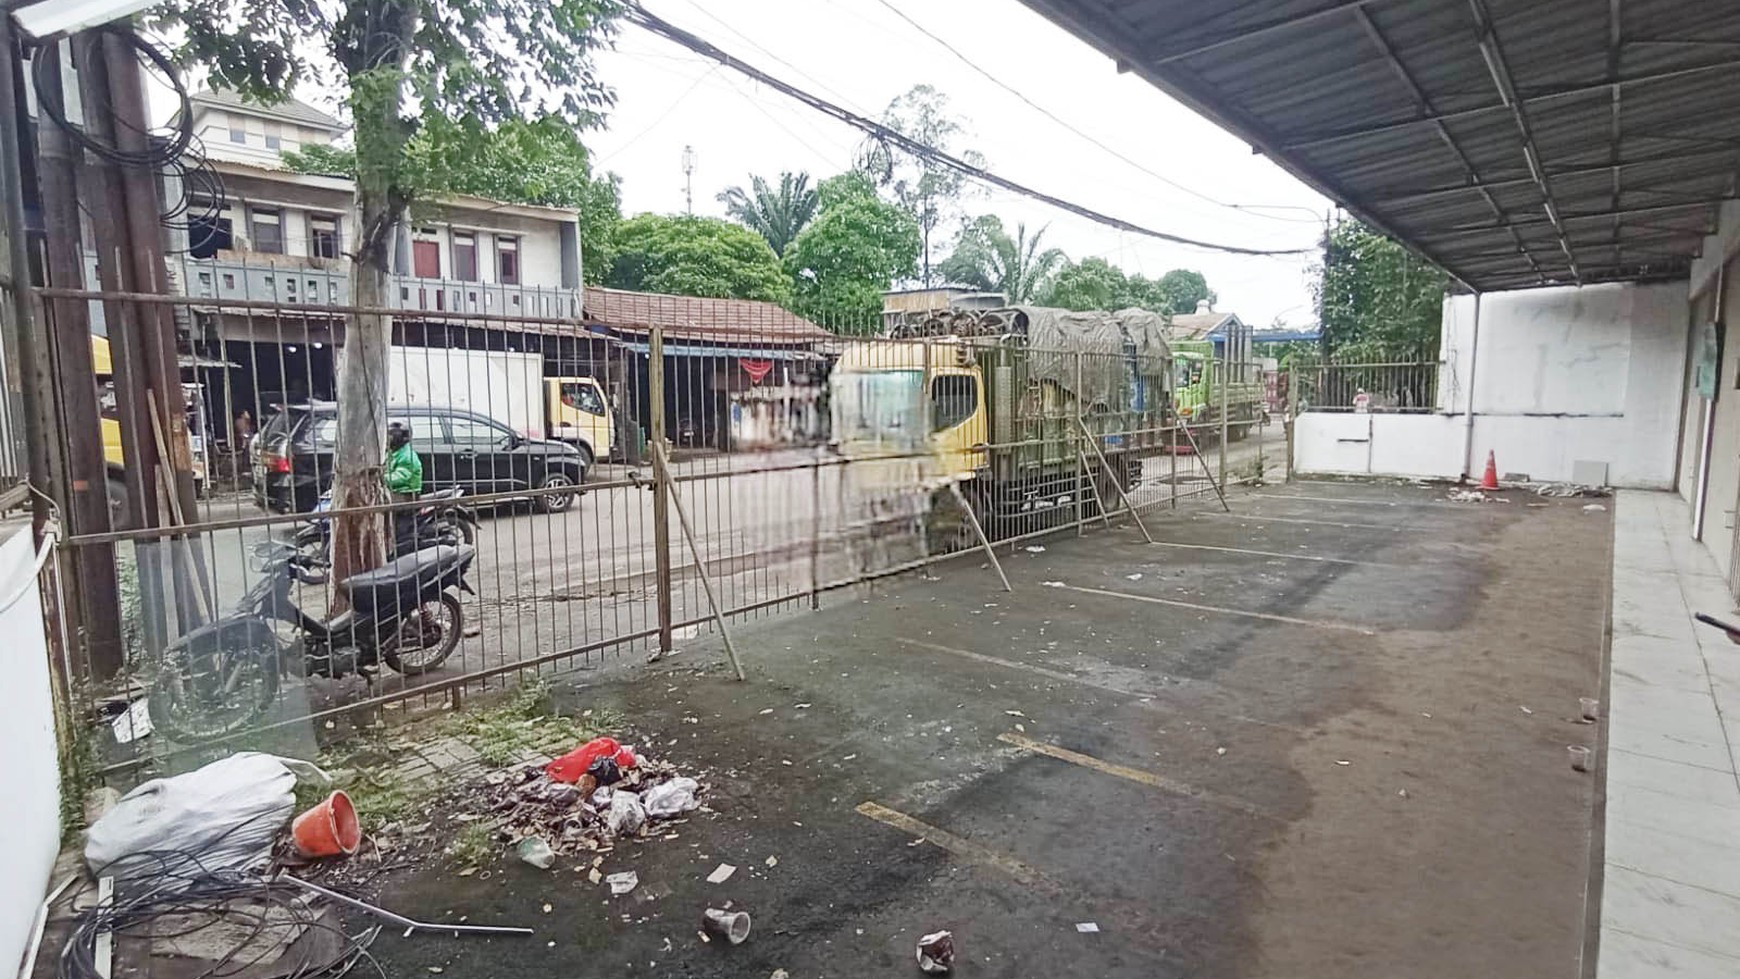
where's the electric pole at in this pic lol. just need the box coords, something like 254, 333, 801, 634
682, 145, 695, 215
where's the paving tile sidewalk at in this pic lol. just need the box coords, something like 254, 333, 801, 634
1601, 491, 1740, 977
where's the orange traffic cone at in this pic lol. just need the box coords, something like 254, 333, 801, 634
1480, 451, 1499, 491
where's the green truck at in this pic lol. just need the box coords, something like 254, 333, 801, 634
1170, 338, 1266, 441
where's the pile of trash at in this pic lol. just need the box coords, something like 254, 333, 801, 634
474, 737, 707, 866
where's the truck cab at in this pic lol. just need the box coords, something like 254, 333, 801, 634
91, 335, 209, 529
545, 376, 615, 467
830, 339, 988, 487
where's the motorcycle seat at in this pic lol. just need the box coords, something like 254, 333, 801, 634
340, 544, 474, 610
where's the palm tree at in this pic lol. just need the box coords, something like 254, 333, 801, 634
938, 216, 1066, 303
716, 172, 819, 256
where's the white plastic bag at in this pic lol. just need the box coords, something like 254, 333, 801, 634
605, 790, 646, 836
86, 752, 326, 881
642, 777, 699, 818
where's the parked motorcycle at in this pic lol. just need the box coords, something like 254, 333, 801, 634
147, 540, 478, 740
294, 487, 477, 560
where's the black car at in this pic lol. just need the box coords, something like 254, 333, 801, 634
253, 403, 588, 514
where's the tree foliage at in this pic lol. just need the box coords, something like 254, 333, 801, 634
784, 173, 921, 332
857, 84, 983, 285
1040, 258, 1217, 315
1313, 219, 1448, 360
938, 216, 1065, 303
717, 172, 819, 257
606, 214, 792, 304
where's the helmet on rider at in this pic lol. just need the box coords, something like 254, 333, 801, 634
387, 421, 412, 450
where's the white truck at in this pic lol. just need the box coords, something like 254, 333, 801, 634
387, 346, 616, 467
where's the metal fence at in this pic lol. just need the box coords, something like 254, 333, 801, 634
1289, 356, 1442, 413
38, 289, 1274, 776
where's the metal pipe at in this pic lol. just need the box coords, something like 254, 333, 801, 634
1461, 292, 1484, 480
277, 874, 534, 936
648, 325, 673, 656
655, 441, 746, 681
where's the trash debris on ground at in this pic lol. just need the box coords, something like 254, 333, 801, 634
1024, 545, 1046, 553
86, 752, 328, 883
108, 698, 153, 744
1041, 580, 1066, 588
546, 737, 638, 783
605, 871, 639, 896
764, 855, 778, 868
1334, 760, 1351, 766
1582, 503, 1607, 512
1568, 744, 1592, 772
703, 907, 752, 944
1125, 573, 1143, 581
468, 746, 705, 863
1534, 482, 1610, 498
606, 791, 647, 836
517, 836, 556, 869
916, 930, 954, 973
706, 863, 737, 884
1075, 922, 1100, 934
1447, 489, 1490, 503
643, 777, 700, 817
1519, 705, 1534, 715
1580, 697, 1600, 722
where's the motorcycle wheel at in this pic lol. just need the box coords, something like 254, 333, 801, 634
382, 591, 463, 676
147, 638, 281, 742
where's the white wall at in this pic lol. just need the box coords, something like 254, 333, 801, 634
1294, 280, 1688, 488
0, 523, 59, 974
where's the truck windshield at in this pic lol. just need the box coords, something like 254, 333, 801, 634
1176, 358, 1204, 388
832, 370, 924, 446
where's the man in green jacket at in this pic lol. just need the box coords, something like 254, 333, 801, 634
385, 420, 423, 501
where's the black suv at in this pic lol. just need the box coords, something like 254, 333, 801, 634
253, 403, 588, 514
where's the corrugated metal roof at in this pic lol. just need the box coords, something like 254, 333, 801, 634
582, 287, 831, 343
1017, 0, 1740, 291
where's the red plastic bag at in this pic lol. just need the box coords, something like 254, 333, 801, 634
546, 737, 638, 783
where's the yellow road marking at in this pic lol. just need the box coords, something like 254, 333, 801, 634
854, 801, 1050, 886
1056, 583, 1377, 635
997, 732, 1272, 818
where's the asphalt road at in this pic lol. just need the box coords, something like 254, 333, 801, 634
161, 424, 1287, 715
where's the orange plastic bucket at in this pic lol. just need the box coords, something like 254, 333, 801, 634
292, 790, 361, 857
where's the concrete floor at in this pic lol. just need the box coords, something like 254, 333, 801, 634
343, 478, 1609, 979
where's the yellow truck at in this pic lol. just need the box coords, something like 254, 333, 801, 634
831, 306, 1173, 544
91, 335, 210, 529
545, 376, 615, 466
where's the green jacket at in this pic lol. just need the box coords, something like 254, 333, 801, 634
385, 442, 424, 495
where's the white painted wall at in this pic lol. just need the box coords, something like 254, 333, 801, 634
1293, 280, 1687, 489
0, 523, 59, 975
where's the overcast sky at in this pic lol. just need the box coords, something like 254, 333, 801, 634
590, 0, 1331, 328
158, 0, 1333, 328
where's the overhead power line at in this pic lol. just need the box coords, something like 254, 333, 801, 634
865, 0, 1318, 225
621, 3, 1312, 258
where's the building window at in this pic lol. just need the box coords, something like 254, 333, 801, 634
264, 133, 281, 150
452, 231, 478, 282
309, 214, 340, 259
228, 127, 246, 144
497, 235, 520, 285
250, 208, 283, 254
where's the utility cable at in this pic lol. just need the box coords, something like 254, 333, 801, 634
865, 0, 1319, 225
621, 3, 1311, 257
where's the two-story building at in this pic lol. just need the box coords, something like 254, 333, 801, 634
171, 90, 590, 443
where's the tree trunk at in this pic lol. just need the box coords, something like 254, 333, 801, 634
329, 6, 414, 604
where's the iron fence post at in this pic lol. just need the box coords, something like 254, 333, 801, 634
649, 325, 673, 655
1286, 364, 1297, 482
1074, 350, 1085, 536
1218, 358, 1229, 489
